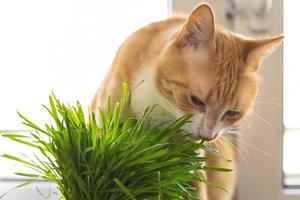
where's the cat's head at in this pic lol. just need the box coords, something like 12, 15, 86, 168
154, 4, 283, 141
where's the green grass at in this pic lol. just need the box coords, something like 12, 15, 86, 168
1, 84, 230, 200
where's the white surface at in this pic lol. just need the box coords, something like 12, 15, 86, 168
0, 181, 60, 200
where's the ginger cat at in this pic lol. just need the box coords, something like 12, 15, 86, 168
90, 4, 283, 200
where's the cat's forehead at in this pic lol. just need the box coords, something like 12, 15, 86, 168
214, 33, 244, 62
189, 70, 257, 112
188, 51, 249, 107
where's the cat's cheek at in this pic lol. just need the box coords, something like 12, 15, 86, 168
182, 113, 204, 138
218, 126, 230, 136
223, 116, 243, 128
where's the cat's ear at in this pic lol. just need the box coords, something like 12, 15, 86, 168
176, 4, 215, 49
242, 35, 283, 70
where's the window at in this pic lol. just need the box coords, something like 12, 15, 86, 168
0, 0, 168, 198
0, 0, 168, 130
283, 0, 300, 188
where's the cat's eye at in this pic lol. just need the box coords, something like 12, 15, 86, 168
190, 95, 205, 107
224, 110, 240, 118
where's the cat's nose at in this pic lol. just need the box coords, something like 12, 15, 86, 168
196, 130, 217, 141
197, 123, 218, 141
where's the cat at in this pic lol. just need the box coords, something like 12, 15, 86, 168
90, 3, 283, 200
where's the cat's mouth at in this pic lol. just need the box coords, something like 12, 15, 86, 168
192, 133, 219, 142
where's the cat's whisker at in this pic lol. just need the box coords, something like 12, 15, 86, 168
224, 126, 245, 136
226, 135, 270, 156
231, 122, 250, 131
213, 141, 222, 156
251, 112, 272, 127
215, 140, 226, 158
255, 101, 282, 107
224, 129, 239, 133
221, 137, 253, 176
223, 138, 250, 166
223, 136, 249, 154
240, 117, 251, 130
227, 126, 247, 132
244, 118, 253, 135
224, 132, 241, 137
236, 128, 249, 134
218, 138, 235, 159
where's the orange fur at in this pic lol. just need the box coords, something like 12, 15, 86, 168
91, 3, 283, 200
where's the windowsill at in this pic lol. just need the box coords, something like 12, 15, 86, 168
0, 180, 59, 200
283, 188, 300, 196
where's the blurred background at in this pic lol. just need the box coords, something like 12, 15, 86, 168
0, 0, 298, 199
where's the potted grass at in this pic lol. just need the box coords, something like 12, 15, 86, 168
1, 84, 230, 200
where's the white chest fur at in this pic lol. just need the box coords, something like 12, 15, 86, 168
131, 66, 182, 119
